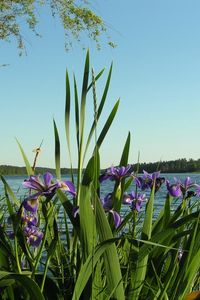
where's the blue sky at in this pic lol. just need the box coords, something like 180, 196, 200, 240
1, 0, 200, 169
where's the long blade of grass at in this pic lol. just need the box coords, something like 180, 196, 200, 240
53, 119, 61, 179
119, 131, 131, 166
77, 50, 90, 203
96, 196, 125, 299
130, 184, 155, 299
16, 139, 33, 176
94, 99, 120, 152
65, 69, 74, 171
79, 49, 89, 148
173, 213, 200, 299
72, 237, 122, 300
74, 75, 80, 151
79, 185, 96, 262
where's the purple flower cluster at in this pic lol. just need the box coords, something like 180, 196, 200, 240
21, 200, 43, 247
99, 165, 200, 228
21, 172, 76, 247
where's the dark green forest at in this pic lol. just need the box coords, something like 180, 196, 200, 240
0, 158, 200, 175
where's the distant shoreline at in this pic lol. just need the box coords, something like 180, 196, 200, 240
1, 158, 200, 175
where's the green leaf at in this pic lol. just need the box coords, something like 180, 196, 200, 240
94, 99, 120, 152
74, 75, 80, 151
82, 151, 100, 187
95, 196, 125, 299
65, 69, 73, 172
16, 139, 33, 176
119, 131, 131, 166
1, 176, 20, 208
130, 184, 156, 299
53, 119, 61, 179
87, 68, 105, 91
72, 237, 122, 300
79, 185, 96, 262
162, 194, 173, 229
80, 49, 90, 149
0, 272, 45, 300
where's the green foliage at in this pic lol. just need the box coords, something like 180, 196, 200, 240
1, 51, 200, 300
0, 0, 114, 54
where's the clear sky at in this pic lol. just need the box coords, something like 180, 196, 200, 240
1, 0, 200, 169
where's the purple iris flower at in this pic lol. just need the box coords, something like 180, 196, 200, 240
99, 165, 134, 183
23, 172, 58, 194
108, 210, 122, 228
23, 172, 76, 200
180, 177, 195, 194
166, 177, 195, 198
101, 193, 122, 228
123, 191, 146, 212
23, 225, 43, 247
102, 193, 113, 211
22, 211, 38, 227
166, 179, 182, 197
136, 171, 162, 191
22, 197, 39, 213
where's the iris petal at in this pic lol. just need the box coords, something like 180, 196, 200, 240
109, 210, 122, 228
43, 172, 54, 187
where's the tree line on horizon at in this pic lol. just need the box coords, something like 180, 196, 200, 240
0, 158, 200, 175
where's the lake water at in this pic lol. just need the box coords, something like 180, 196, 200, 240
1, 173, 200, 226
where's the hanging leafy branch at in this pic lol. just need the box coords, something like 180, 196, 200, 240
0, 0, 115, 54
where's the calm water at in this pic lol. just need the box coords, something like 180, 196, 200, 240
1, 173, 200, 223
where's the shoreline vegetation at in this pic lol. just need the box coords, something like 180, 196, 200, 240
1, 52, 200, 299
1, 157, 200, 175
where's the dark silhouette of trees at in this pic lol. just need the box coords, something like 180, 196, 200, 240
1, 158, 200, 175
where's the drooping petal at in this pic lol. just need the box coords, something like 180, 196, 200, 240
23, 175, 44, 191
23, 225, 43, 247
59, 180, 76, 196
135, 177, 142, 188
23, 198, 39, 213
134, 201, 142, 212
73, 206, 80, 218
152, 171, 161, 180
102, 193, 113, 210
99, 173, 114, 183
109, 210, 122, 228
